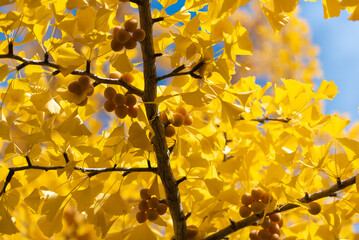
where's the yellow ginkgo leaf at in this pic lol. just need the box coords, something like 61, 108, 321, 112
102, 192, 130, 216
41, 194, 66, 221
24, 188, 42, 213
0, 205, 19, 235
55, 109, 92, 137
128, 122, 152, 151
181, 89, 216, 108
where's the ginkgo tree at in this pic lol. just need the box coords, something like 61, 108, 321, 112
1, 0, 359, 239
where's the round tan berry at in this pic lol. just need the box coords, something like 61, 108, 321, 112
261, 192, 271, 204
251, 188, 265, 201
109, 71, 121, 79
241, 193, 254, 206
113, 93, 126, 106
125, 37, 137, 49
165, 125, 175, 137
122, 72, 134, 83
239, 205, 252, 218
160, 112, 169, 123
128, 105, 138, 118
140, 189, 151, 200
104, 100, 116, 112
113, 26, 121, 36
186, 225, 199, 238
77, 97, 88, 106
148, 197, 159, 209
270, 233, 280, 240
184, 115, 193, 126
125, 94, 137, 107
138, 200, 149, 212
136, 211, 147, 223
258, 229, 271, 240
308, 202, 321, 215
104, 87, 117, 100
78, 76, 91, 89
172, 112, 184, 127
249, 230, 260, 240
115, 105, 128, 119
278, 218, 283, 228
268, 222, 280, 235
177, 106, 187, 116
86, 84, 94, 96
261, 217, 271, 229
251, 201, 265, 214
133, 28, 146, 42
116, 28, 131, 44
124, 19, 138, 32
269, 213, 281, 223
157, 203, 167, 215
68, 81, 82, 95
146, 208, 158, 221
111, 38, 124, 52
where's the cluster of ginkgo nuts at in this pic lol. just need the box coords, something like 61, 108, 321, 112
111, 18, 145, 51
68, 76, 94, 106
241, 188, 321, 240
103, 71, 138, 118
136, 189, 168, 223
160, 107, 193, 137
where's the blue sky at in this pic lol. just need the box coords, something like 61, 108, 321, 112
298, 1, 359, 123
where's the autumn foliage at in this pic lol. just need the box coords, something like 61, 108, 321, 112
1, 0, 359, 240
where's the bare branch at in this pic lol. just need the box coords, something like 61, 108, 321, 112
204, 175, 356, 240
156, 62, 204, 82
152, 17, 165, 24
129, 0, 143, 5
0, 164, 157, 197
236, 116, 291, 123
0, 52, 144, 97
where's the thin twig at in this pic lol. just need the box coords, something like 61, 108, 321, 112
0, 52, 144, 97
156, 62, 203, 82
236, 116, 291, 123
0, 165, 157, 197
204, 175, 356, 240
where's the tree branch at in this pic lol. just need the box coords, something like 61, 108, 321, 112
204, 175, 356, 240
138, 0, 187, 239
0, 164, 157, 197
236, 116, 291, 123
0, 51, 144, 97
156, 62, 203, 82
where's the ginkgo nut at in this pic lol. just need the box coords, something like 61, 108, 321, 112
251, 188, 265, 201
115, 105, 128, 119
132, 29, 146, 42
138, 200, 149, 212
122, 72, 134, 83
104, 100, 116, 112
177, 106, 187, 116
128, 105, 138, 118
308, 202, 321, 215
251, 201, 265, 214
268, 222, 280, 235
258, 229, 271, 240
125, 94, 137, 107
261, 217, 271, 229
241, 193, 254, 206
165, 125, 175, 137
78, 76, 91, 89
136, 211, 147, 223
184, 115, 193, 126
111, 38, 124, 52
140, 189, 151, 200
104, 87, 117, 100
113, 93, 126, 106
124, 19, 138, 32
172, 113, 184, 127
146, 209, 158, 221
156, 203, 167, 215
186, 225, 199, 238
86, 85, 94, 96
148, 197, 159, 209
269, 213, 281, 223
116, 28, 131, 44
160, 112, 169, 123
68, 81, 82, 95
109, 71, 121, 79
77, 97, 88, 106
239, 205, 252, 218
249, 230, 259, 240
261, 192, 271, 204
125, 37, 137, 49
270, 233, 280, 240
